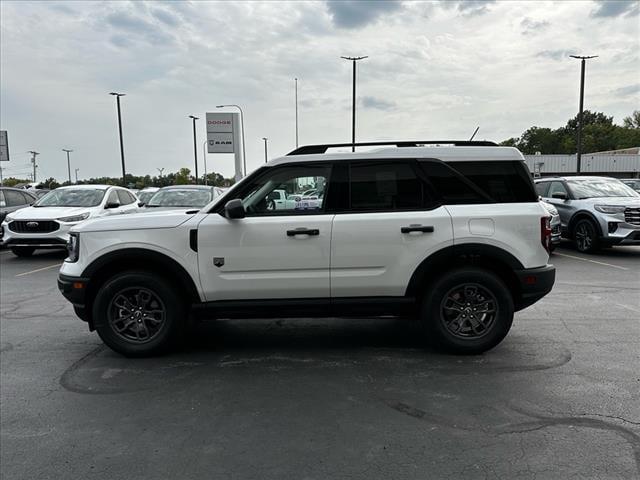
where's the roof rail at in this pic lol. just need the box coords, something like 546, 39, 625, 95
287, 140, 499, 156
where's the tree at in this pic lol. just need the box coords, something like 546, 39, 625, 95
2, 177, 31, 187
37, 178, 60, 189
174, 168, 192, 185
623, 110, 640, 129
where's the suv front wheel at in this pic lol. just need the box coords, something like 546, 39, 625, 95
421, 268, 514, 354
93, 271, 185, 357
573, 218, 599, 253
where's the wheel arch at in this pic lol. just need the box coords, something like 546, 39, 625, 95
406, 243, 524, 308
82, 248, 201, 327
568, 210, 603, 237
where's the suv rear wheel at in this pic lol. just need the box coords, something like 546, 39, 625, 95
420, 268, 514, 354
93, 271, 185, 357
573, 218, 599, 253
11, 247, 35, 257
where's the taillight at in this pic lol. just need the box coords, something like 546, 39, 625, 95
541, 216, 552, 253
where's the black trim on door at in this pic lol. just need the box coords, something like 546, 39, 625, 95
192, 296, 416, 319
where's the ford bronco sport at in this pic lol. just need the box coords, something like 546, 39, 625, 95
58, 141, 555, 357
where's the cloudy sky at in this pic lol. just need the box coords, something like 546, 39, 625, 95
1, 0, 638, 182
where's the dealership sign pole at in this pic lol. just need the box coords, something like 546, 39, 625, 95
206, 112, 242, 182
0, 131, 8, 185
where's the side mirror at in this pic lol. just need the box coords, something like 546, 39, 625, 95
105, 202, 120, 209
551, 192, 567, 200
138, 202, 145, 207
224, 199, 245, 219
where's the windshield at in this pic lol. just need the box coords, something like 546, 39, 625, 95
147, 189, 212, 207
34, 188, 106, 207
567, 179, 639, 199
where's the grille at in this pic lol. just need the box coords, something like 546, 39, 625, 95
8, 220, 60, 233
5, 238, 67, 246
624, 208, 640, 226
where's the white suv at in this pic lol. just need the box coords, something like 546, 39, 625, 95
1, 185, 138, 257
58, 141, 555, 357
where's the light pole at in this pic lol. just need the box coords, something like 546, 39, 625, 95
74, 168, 79, 183
216, 104, 246, 176
156, 167, 165, 177
109, 92, 127, 186
295, 78, 299, 148
189, 115, 199, 184
262, 137, 268, 163
202, 140, 208, 185
62, 149, 73, 184
570, 55, 598, 173
341, 55, 368, 152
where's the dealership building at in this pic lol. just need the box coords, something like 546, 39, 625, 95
524, 147, 640, 178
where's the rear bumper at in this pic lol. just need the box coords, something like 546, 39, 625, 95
514, 264, 555, 311
58, 274, 90, 323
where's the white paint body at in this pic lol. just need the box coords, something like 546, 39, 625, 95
60, 146, 550, 302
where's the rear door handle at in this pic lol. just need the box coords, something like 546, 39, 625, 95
401, 225, 434, 234
287, 228, 320, 237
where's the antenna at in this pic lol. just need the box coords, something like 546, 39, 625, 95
469, 126, 480, 141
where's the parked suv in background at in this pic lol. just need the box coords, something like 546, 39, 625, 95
536, 176, 640, 253
1, 185, 138, 257
58, 141, 555, 357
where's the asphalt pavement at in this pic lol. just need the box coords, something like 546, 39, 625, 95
1, 243, 639, 479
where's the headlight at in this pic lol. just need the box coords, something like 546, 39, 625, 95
58, 212, 90, 223
66, 233, 80, 263
594, 205, 626, 214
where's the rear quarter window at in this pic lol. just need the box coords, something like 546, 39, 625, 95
420, 160, 537, 204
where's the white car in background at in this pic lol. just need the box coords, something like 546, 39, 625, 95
1, 185, 138, 257
267, 189, 323, 211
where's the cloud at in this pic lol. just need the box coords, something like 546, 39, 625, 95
590, 0, 639, 18
614, 84, 640, 96
326, 0, 402, 28
360, 96, 396, 110
536, 49, 578, 61
520, 17, 550, 35
454, 0, 496, 17
105, 9, 175, 46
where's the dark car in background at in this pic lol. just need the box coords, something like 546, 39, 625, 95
0, 187, 36, 223
621, 179, 640, 193
143, 185, 220, 211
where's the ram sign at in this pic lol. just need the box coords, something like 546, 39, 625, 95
206, 113, 235, 153
0, 131, 9, 162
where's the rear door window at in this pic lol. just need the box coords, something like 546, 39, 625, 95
535, 182, 550, 197
349, 162, 424, 211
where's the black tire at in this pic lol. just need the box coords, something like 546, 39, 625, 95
93, 271, 186, 357
573, 218, 599, 253
11, 247, 35, 257
420, 268, 514, 355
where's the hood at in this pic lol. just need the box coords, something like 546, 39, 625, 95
142, 206, 202, 212
73, 210, 195, 233
5, 206, 94, 221
580, 197, 640, 208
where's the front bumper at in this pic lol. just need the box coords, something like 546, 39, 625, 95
58, 274, 90, 324
514, 264, 556, 311
601, 229, 640, 246
1, 220, 73, 249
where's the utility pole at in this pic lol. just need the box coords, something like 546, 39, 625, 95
294, 78, 299, 148
341, 56, 368, 152
189, 115, 199, 184
109, 92, 127, 186
75, 168, 79, 183
202, 140, 208, 185
262, 137, 268, 163
570, 55, 598, 173
28, 151, 40, 183
62, 149, 73, 184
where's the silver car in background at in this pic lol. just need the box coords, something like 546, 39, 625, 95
535, 176, 640, 253
541, 201, 561, 252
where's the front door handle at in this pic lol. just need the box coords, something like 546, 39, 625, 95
401, 225, 434, 234
286, 228, 320, 237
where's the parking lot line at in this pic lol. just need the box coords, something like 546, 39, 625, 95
554, 252, 629, 271
15, 263, 63, 277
